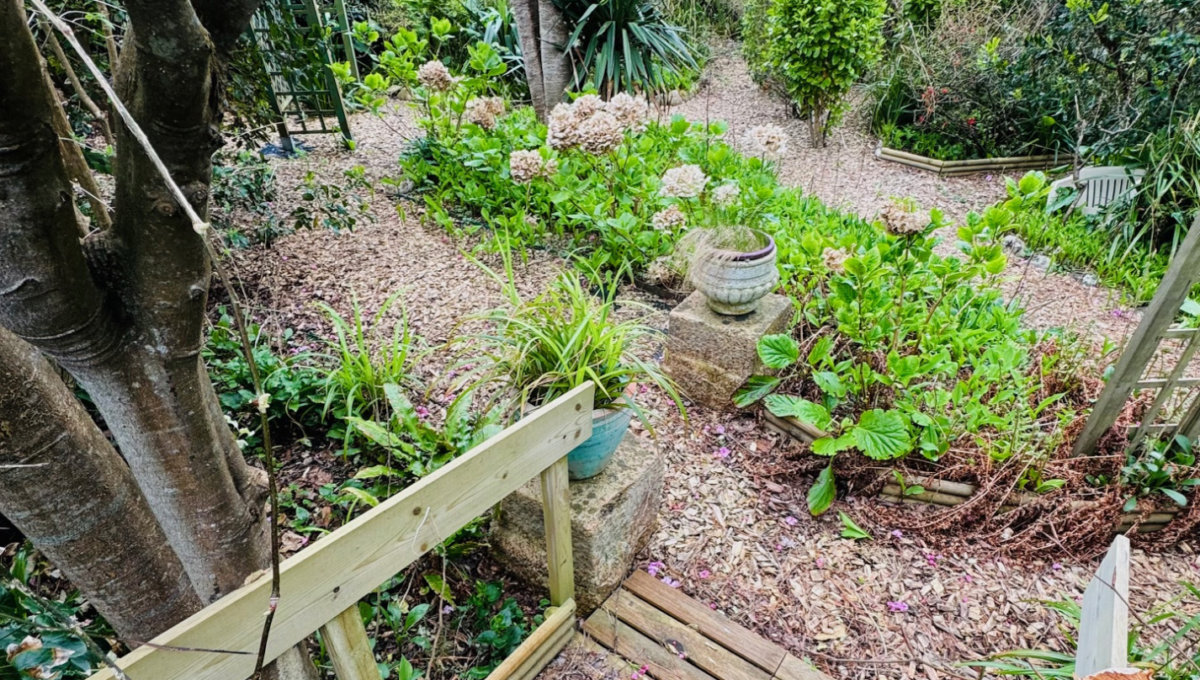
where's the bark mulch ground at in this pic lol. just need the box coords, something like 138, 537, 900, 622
226, 56, 1198, 680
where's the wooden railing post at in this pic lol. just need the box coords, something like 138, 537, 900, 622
1075, 535, 1131, 677
539, 456, 574, 606
320, 606, 379, 680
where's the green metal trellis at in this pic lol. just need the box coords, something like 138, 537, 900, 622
1074, 215, 1200, 456
251, 0, 356, 149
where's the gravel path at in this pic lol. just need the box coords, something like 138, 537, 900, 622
226, 52, 1196, 680
669, 42, 1144, 345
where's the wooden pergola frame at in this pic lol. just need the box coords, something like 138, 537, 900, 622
87, 383, 595, 680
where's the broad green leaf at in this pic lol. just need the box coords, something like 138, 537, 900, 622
733, 375, 781, 407
764, 395, 832, 431
404, 603, 430, 631
339, 486, 379, 508
812, 371, 845, 398
850, 410, 912, 460
354, 465, 402, 480
757, 334, 800, 369
811, 433, 854, 456
807, 465, 836, 516
348, 417, 399, 449
838, 511, 871, 540
424, 572, 456, 605
1159, 488, 1188, 507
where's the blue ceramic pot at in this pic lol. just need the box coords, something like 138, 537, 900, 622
568, 408, 634, 480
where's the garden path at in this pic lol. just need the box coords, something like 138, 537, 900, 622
670, 42, 1143, 347
230, 58, 1196, 680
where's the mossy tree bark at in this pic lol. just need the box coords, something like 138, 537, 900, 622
0, 1, 313, 676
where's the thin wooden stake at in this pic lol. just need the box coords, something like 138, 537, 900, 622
1075, 535, 1131, 677
540, 457, 574, 607
320, 606, 378, 680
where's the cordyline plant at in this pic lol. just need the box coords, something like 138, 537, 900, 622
0, 0, 313, 677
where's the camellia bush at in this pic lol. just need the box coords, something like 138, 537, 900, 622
744, 0, 886, 146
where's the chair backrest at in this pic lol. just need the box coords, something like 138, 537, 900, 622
1046, 166, 1145, 216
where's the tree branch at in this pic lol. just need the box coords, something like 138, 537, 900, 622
190, 0, 267, 54
0, 0, 118, 363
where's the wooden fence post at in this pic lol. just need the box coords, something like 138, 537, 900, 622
539, 457, 574, 606
320, 605, 380, 680
1075, 535, 1131, 677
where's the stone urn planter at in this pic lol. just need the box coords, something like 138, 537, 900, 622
567, 407, 635, 480
689, 230, 779, 315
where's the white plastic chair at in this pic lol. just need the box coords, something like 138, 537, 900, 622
1047, 166, 1145, 216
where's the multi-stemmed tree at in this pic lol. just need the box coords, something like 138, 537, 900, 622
511, 0, 572, 119
0, 1, 312, 676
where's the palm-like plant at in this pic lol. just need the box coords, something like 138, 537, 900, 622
552, 0, 697, 96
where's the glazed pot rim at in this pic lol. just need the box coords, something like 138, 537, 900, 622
714, 230, 776, 262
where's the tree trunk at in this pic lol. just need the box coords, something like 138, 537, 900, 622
513, 0, 571, 119
512, 0, 547, 117
0, 328, 203, 643
537, 0, 572, 110
1, 2, 314, 676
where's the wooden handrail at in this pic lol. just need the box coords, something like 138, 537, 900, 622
88, 383, 595, 680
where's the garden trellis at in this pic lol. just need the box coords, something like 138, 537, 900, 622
251, 0, 355, 149
1075, 215, 1200, 456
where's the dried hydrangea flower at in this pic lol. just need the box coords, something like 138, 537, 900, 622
712, 183, 740, 206
466, 96, 505, 129
652, 204, 687, 231
881, 201, 926, 236
547, 102, 581, 150
417, 60, 454, 92
577, 110, 624, 154
509, 149, 557, 183
572, 94, 605, 118
509, 149, 543, 184
659, 164, 708, 198
744, 124, 789, 159
822, 248, 848, 273
606, 92, 649, 132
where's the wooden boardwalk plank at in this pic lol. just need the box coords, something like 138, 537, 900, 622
623, 571, 788, 674
584, 606, 717, 680
604, 590, 771, 680
773, 654, 828, 680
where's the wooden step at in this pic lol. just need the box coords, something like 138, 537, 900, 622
582, 571, 831, 680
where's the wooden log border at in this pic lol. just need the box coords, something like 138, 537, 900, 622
875, 146, 1064, 177
764, 412, 1178, 533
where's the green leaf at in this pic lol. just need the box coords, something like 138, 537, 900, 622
764, 395, 832, 431
1159, 488, 1189, 507
807, 465, 836, 516
758, 334, 800, 369
354, 465, 402, 480
850, 410, 912, 460
424, 573, 456, 605
338, 486, 380, 508
348, 417, 399, 449
812, 371, 845, 398
811, 433, 854, 456
405, 603, 431, 631
838, 511, 872, 540
733, 375, 782, 407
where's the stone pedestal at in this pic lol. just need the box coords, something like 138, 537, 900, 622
664, 291, 792, 409
492, 434, 663, 615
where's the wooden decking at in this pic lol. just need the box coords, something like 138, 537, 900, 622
582, 571, 830, 680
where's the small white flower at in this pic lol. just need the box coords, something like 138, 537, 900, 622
651, 204, 687, 231
712, 183, 741, 206
606, 91, 649, 132
744, 124, 789, 159
466, 96, 505, 130
822, 248, 848, 273
660, 164, 708, 198
417, 60, 454, 92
